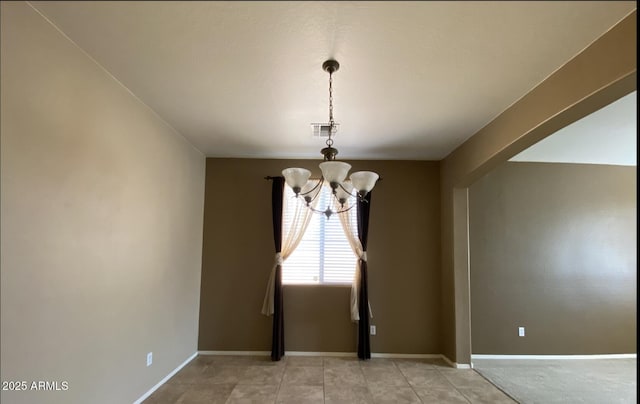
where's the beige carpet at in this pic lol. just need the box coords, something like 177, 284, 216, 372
473, 358, 636, 404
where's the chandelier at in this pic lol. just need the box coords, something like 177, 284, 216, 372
282, 60, 379, 218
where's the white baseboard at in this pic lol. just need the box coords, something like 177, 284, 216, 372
198, 350, 270, 356
133, 352, 197, 404
198, 350, 354, 357
371, 353, 442, 359
441, 355, 472, 369
472, 353, 637, 360
286, 351, 356, 357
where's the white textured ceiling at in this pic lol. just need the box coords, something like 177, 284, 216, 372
29, 1, 636, 160
511, 91, 637, 166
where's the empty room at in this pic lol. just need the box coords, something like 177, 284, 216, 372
1, 1, 636, 403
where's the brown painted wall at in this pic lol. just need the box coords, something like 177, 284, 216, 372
469, 162, 637, 354
199, 158, 441, 354
440, 10, 636, 363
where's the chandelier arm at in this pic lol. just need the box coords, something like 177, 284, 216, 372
303, 188, 321, 206
335, 203, 356, 214
298, 178, 324, 208
336, 182, 356, 196
299, 177, 324, 197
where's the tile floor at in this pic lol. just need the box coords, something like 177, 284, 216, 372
143, 355, 516, 403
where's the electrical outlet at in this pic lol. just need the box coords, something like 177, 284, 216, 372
370, 325, 376, 335
518, 327, 525, 337
147, 352, 153, 367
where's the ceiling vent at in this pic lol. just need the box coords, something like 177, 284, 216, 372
311, 123, 339, 137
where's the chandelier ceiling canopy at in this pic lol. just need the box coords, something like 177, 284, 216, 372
281, 60, 380, 218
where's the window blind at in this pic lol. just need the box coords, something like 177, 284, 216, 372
282, 183, 357, 284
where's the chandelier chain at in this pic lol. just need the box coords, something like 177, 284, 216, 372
327, 71, 334, 147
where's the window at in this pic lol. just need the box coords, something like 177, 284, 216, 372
282, 183, 357, 284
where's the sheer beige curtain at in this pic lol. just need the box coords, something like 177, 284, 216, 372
262, 180, 320, 315
338, 205, 372, 322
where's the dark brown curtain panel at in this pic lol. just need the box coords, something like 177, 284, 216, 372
271, 177, 285, 361
356, 192, 372, 360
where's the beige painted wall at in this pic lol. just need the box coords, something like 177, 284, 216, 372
470, 162, 637, 354
440, 10, 636, 363
1, 3, 205, 403
199, 158, 441, 354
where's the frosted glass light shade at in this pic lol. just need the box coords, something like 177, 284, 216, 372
282, 168, 311, 194
350, 171, 379, 195
319, 161, 351, 187
335, 182, 354, 206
